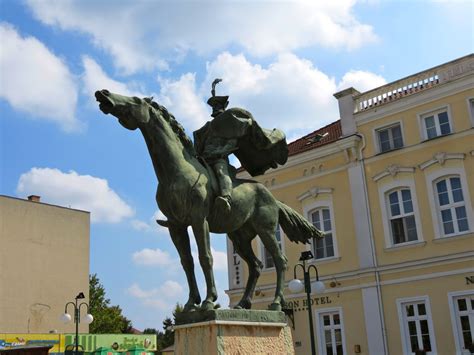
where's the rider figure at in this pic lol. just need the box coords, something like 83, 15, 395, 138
194, 79, 289, 213
199, 79, 236, 212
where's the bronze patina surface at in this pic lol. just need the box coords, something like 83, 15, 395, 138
95, 87, 323, 314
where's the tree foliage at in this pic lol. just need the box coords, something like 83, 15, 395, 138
89, 274, 133, 333
143, 303, 184, 352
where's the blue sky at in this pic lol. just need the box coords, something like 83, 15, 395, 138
1, 0, 472, 330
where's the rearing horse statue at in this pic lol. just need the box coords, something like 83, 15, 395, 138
95, 89, 323, 312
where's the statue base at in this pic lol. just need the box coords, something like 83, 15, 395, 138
174, 309, 294, 355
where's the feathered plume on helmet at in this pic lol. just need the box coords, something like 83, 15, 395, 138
207, 78, 229, 108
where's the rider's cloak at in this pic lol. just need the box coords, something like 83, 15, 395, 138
193, 107, 289, 177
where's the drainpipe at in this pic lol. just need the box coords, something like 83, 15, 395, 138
357, 132, 388, 354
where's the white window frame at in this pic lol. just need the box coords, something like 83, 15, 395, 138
258, 225, 284, 271
378, 179, 423, 249
397, 296, 437, 355
467, 97, 474, 127
434, 176, 470, 237
303, 198, 339, 262
418, 105, 453, 140
425, 167, 474, 239
315, 307, 347, 355
309, 207, 336, 260
387, 188, 419, 245
448, 290, 474, 354
373, 121, 404, 154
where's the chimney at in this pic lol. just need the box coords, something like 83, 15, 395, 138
27, 195, 41, 202
334, 87, 360, 136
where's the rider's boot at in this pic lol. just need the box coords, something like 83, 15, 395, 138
213, 160, 232, 213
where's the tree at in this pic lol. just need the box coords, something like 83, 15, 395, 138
89, 274, 133, 333
143, 328, 159, 334
144, 303, 185, 352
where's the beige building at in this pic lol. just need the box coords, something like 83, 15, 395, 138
227, 54, 474, 354
0, 195, 90, 333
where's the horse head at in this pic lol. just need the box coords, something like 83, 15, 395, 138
95, 89, 151, 130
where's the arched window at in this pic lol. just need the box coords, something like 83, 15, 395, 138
311, 208, 334, 259
435, 176, 469, 236
387, 188, 418, 244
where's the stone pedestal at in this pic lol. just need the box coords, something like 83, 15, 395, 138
174, 309, 294, 355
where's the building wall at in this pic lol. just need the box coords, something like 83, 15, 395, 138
227, 54, 474, 355
0, 195, 90, 333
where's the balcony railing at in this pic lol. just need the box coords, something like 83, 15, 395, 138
353, 54, 473, 113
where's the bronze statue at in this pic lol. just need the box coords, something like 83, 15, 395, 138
95, 87, 323, 313
194, 79, 288, 212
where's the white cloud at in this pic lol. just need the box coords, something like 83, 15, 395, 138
16, 167, 134, 223
132, 248, 177, 267
81, 56, 143, 99
0, 23, 80, 132
150, 52, 386, 143
156, 73, 209, 131
128, 281, 184, 310
130, 219, 152, 232
337, 70, 386, 92
26, 0, 377, 74
130, 210, 169, 233
204, 52, 339, 135
211, 247, 228, 273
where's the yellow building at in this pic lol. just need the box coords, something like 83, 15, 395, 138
226, 54, 474, 355
0, 195, 90, 333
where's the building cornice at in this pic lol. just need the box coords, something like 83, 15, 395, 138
418, 152, 466, 170
225, 250, 474, 296
297, 187, 333, 201
372, 165, 416, 182
364, 129, 473, 164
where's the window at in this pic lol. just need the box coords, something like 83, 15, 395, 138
311, 208, 334, 259
261, 226, 282, 269
387, 189, 418, 244
422, 108, 451, 139
317, 309, 346, 355
450, 292, 474, 353
377, 124, 403, 152
398, 298, 436, 354
435, 176, 470, 236
469, 98, 474, 126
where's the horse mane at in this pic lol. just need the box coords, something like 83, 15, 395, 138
145, 98, 197, 156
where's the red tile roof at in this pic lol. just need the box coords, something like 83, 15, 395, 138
287, 120, 342, 157
237, 120, 342, 173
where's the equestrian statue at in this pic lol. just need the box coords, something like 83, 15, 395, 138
95, 80, 323, 313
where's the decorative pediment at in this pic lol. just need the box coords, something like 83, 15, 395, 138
297, 187, 333, 201
419, 152, 465, 170
373, 164, 416, 182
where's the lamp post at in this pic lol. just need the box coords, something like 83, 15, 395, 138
288, 251, 325, 355
61, 292, 93, 355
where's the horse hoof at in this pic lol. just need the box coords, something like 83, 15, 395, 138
268, 303, 282, 311
235, 300, 251, 309
201, 300, 215, 311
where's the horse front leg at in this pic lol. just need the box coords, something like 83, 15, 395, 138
192, 218, 217, 311
168, 224, 201, 312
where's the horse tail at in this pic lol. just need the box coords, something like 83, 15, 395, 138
277, 200, 324, 244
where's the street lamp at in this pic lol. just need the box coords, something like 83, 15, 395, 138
288, 251, 326, 355
61, 292, 93, 355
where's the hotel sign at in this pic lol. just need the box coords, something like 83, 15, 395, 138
286, 296, 333, 312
